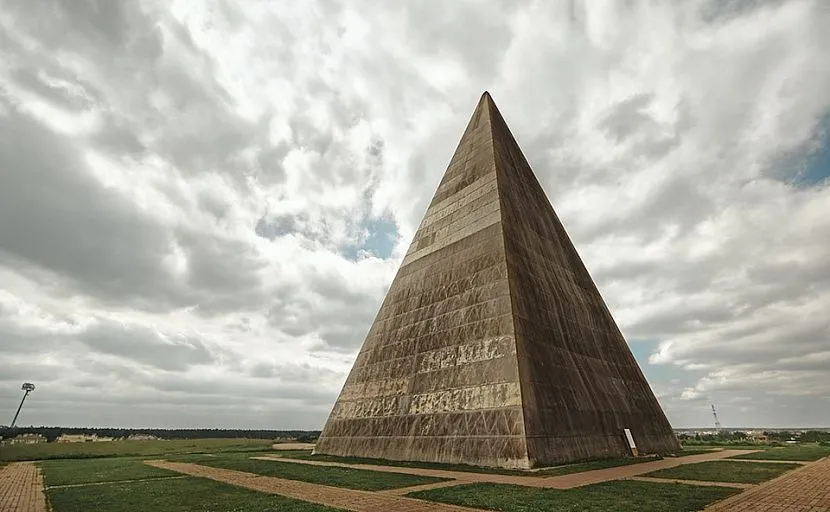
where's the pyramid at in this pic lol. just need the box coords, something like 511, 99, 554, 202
314, 92, 681, 468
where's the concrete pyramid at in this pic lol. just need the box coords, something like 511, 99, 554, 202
314, 92, 681, 468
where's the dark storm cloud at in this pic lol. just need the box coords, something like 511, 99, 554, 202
0, 1, 284, 315
0, 102, 268, 313
0, 103, 179, 306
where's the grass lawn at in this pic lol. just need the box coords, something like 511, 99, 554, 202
645, 460, 801, 484
409, 480, 740, 512
39, 457, 179, 487
185, 455, 450, 491
45, 475, 343, 512
0, 438, 273, 462
730, 443, 830, 461
279, 450, 662, 476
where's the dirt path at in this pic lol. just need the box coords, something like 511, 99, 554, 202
146, 460, 480, 512
0, 462, 48, 512
630, 476, 754, 489
255, 449, 757, 489
45, 475, 188, 489
705, 456, 830, 511
272, 443, 316, 451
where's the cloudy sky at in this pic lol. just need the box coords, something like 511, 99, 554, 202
1, 0, 829, 431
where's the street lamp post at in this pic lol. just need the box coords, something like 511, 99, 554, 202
10, 382, 35, 429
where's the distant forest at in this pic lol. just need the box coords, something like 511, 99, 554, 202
0, 426, 321, 443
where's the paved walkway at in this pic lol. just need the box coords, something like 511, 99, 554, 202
256, 449, 756, 489
146, 460, 480, 512
0, 462, 48, 512
706, 457, 830, 511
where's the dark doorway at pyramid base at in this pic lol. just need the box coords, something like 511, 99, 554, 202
313, 431, 681, 470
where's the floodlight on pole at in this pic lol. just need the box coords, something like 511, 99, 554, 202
10, 382, 35, 429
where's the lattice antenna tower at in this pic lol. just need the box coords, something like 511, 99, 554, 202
711, 403, 722, 431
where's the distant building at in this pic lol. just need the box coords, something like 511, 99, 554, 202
57, 434, 88, 443
127, 434, 159, 441
56, 433, 114, 443
5, 433, 47, 444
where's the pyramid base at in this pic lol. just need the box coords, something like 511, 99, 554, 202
526, 433, 682, 467
313, 431, 681, 469
313, 435, 532, 469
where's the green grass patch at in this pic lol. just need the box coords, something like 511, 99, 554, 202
279, 450, 660, 476
409, 480, 739, 512
730, 443, 830, 461
39, 457, 178, 487
645, 460, 801, 484
188, 455, 449, 491
0, 438, 272, 462
45, 475, 342, 512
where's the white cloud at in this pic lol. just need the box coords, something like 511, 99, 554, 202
0, 0, 828, 429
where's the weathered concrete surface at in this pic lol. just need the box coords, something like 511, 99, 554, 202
314, 92, 680, 468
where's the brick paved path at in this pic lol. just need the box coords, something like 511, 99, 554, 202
706, 457, 830, 511
146, 460, 480, 512
0, 462, 48, 512
256, 449, 756, 489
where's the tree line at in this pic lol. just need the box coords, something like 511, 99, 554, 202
678, 430, 830, 444
0, 426, 321, 443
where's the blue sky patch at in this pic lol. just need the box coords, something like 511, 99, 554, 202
342, 216, 399, 261
796, 115, 830, 187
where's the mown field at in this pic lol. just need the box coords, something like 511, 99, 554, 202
46, 475, 342, 512
2, 438, 820, 511
0, 438, 272, 462
730, 443, 830, 461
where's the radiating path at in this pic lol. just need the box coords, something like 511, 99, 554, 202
0, 462, 48, 512
256, 449, 758, 489
146, 460, 479, 512
705, 456, 830, 511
